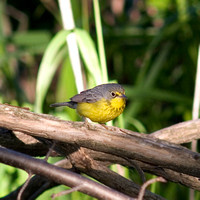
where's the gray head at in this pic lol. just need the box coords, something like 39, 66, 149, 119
93, 83, 126, 101
71, 83, 126, 103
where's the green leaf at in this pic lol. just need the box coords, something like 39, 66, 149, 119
75, 28, 102, 85
12, 31, 52, 54
12, 31, 51, 47
35, 30, 70, 113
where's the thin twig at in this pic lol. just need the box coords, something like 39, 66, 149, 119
17, 172, 33, 200
44, 141, 56, 161
51, 184, 84, 199
124, 157, 146, 183
137, 177, 166, 200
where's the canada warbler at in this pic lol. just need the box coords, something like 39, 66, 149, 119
50, 83, 127, 123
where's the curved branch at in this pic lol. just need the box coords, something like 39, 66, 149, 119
151, 119, 200, 143
0, 147, 132, 200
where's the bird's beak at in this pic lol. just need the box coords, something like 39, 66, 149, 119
119, 94, 127, 100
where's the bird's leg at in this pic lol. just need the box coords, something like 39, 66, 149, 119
99, 123, 119, 132
99, 123, 108, 129
83, 117, 95, 130
83, 117, 90, 127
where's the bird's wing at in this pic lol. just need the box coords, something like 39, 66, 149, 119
70, 88, 102, 103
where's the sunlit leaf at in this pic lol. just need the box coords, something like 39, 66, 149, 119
75, 28, 102, 85
35, 30, 70, 113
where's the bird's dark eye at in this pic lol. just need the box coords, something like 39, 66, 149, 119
111, 92, 116, 97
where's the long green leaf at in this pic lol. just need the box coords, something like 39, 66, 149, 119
35, 30, 70, 113
75, 28, 102, 85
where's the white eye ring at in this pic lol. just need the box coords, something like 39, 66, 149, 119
111, 92, 116, 97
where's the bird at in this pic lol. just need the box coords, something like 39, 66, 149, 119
50, 83, 127, 123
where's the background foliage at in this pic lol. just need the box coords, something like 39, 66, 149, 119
0, 0, 200, 199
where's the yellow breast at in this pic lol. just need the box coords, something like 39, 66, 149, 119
76, 97, 126, 123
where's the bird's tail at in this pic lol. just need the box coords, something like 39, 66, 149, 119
50, 101, 77, 109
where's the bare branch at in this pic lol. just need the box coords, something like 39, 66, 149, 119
0, 128, 52, 156
151, 119, 200, 144
67, 147, 164, 200
0, 104, 200, 178
86, 150, 200, 191
0, 147, 133, 200
137, 177, 167, 200
51, 185, 84, 199
17, 172, 33, 200
1, 130, 199, 191
0, 160, 71, 200
1, 104, 200, 199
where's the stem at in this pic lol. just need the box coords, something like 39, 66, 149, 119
93, 0, 108, 83
58, 0, 84, 93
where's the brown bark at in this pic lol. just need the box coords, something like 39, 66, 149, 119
0, 104, 200, 199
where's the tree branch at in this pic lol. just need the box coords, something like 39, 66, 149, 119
0, 147, 133, 200
150, 119, 200, 144
67, 147, 164, 200
0, 104, 200, 178
1, 128, 199, 191
1, 104, 200, 199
